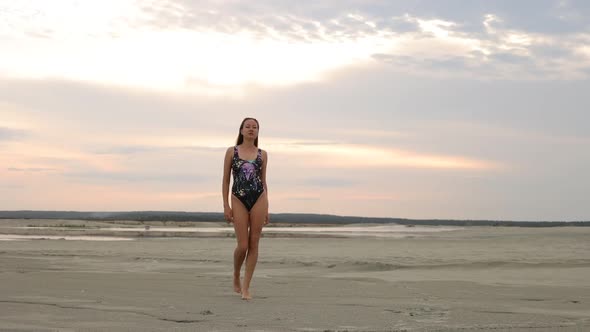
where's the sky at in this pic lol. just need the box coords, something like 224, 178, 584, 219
1, 0, 589, 221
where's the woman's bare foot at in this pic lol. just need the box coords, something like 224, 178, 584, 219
241, 289, 252, 300
233, 276, 241, 294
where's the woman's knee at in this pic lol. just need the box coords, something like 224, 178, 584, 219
248, 235, 261, 250
236, 241, 249, 252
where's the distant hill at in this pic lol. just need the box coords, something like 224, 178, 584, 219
0, 210, 588, 227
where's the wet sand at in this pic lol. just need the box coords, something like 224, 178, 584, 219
0, 220, 589, 331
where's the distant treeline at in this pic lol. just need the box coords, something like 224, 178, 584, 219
0, 210, 588, 227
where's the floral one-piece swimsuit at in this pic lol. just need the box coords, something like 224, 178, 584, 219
231, 146, 264, 211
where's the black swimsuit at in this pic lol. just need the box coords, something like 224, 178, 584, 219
231, 146, 264, 211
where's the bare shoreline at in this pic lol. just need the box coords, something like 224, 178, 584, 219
0, 221, 589, 331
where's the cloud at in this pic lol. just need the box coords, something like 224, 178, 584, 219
488, 52, 531, 64
133, 0, 590, 35
0, 78, 230, 133
7, 167, 56, 172
93, 145, 161, 155
302, 177, 357, 187
93, 145, 226, 155
368, 14, 590, 80
0, 184, 25, 189
63, 170, 206, 183
0, 127, 26, 141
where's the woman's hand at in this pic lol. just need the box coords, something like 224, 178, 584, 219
224, 206, 233, 223
264, 212, 270, 226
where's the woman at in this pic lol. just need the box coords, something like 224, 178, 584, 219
222, 117, 269, 300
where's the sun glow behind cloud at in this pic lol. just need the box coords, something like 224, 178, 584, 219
0, 1, 398, 94
2, 1, 589, 95
266, 140, 498, 170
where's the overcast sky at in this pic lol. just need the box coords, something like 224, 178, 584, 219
1, 0, 589, 220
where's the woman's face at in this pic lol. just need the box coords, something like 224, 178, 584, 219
241, 119, 259, 139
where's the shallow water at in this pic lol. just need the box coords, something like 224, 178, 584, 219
0, 234, 134, 241
13, 224, 462, 239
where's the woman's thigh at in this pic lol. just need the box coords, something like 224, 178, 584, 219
248, 194, 268, 240
231, 195, 250, 246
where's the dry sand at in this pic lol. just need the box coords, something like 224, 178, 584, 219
0, 220, 589, 331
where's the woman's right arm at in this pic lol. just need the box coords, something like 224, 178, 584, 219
222, 147, 233, 222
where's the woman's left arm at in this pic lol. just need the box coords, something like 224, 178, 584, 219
262, 150, 269, 224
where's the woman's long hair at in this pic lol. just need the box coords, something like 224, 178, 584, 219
236, 117, 259, 147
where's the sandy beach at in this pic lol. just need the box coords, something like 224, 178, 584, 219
0, 220, 589, 331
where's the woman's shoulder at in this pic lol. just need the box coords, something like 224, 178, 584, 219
226, 146, 236, 155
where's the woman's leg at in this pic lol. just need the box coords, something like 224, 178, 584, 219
231, 195, 250, 294
241, 194, 268, 300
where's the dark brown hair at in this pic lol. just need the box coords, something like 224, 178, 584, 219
236, 117, 259, 146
